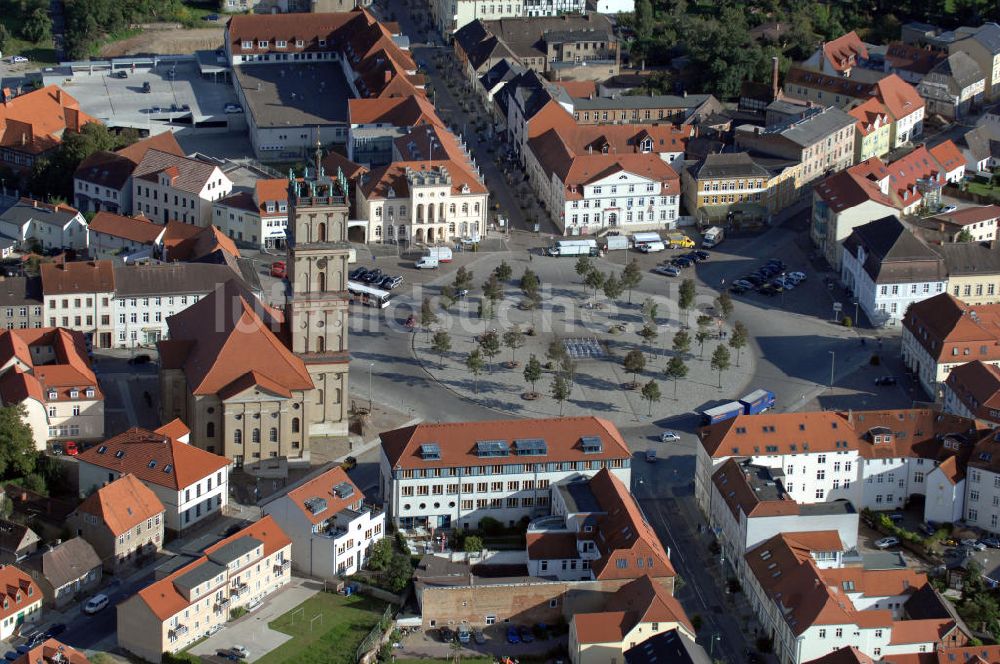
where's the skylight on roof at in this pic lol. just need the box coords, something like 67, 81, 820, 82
420, 443, 441, 461
513, 438, 547, 456
97, 446, 107, 454
163, 464, 172, 474
476, 440, 509, 458
115, 450, 125, 459
580, 436, 603, 454
148, 460, 157, 469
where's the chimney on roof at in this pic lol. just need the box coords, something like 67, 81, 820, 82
771, 56, 780, 101
385, 69, 392, 84
55, 88, 61, 104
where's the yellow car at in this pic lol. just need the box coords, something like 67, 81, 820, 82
667, 234, 695, 249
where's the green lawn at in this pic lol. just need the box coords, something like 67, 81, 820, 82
395, 659, 492, 664
255, 592, 387, 664
965, 179, 1000, 202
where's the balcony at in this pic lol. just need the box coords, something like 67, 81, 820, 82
274, 560, 291, 574
215, 597, 231, 612
171, 624, 189, 638
231, 584, 250, 598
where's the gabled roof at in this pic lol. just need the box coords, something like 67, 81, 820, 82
11, 638, 91, 664
814, 165, 897, 213
573, 576, 693, 644
872, 74, 925, 121
927, 51, 985, 92
360, 160, 486, 200
848, 97, 889, 136
74, 474, 165, 537
588, 469, 675, 580
0, 566, 39, 621
903, 293, 1000, 363
162, 279, 312, 396
0, 86, 96, 156
77, 423, 229, 491
929, 140, 967, 174
348, 94, 442, 127
0, 328, 100, 404
40, 260, 115, 295
135, 515, 290, 621
805, 647, 875, 664
0, 519, 37, 555
380, 416, 631, 470
162, 222, 240, 262
823, 31, 869, 72
88, 212, 165, 245
688, 152, 774, 180
842, 215, 946, 284
0, 199, 81, 230
115, 131, 184, 164
884, 41, 946, 76
35, 537, 101, 589
946, 361, 1000, 423
624, 630, 708, 664
280, 466, 363, 526
133, 150, 222, 195
956, 22, 1000, 55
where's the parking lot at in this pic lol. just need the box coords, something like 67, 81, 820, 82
56, 60, 238, 130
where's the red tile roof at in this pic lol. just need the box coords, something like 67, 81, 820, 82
888, 618, 957, 645
712, 458, 799, 519
884, 42, 946, 76
929, 140, 966, 174
806, 646, 875, 664
0, 86, 97, 157
823, 31, 869, 73
12, 638, 91, 664
933, 204, 1000, 227
74, 474, 164, 537
873, 74, 925, 122
0, 328, 101, 404
0, 566, 40, 622
162, 280, 313, 397
135, 516, 290, 620
115, 131, 184, 164
348, 94, 442, 127
40, 260, 115, 295
77, 424, 229, 491
945, 361, 1000, 421
283, 466, 363, 526
526, 532, 578, 560
133, 150, 221, 195
163, 222, 239, 262
848, 98, 889, 137
360, 160, 486, 199
814, 163, 897, 213
903, 293, 1000, 363
380, 416, 631, 470
88, 212, 165, 244
588, 469, 675, 580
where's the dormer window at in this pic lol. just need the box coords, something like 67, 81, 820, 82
241, 40, 252, 49
265, 202, 276, 213
258, 41, 268, 48
276, 40, 287, 49
278, 202, 287, 212
85, 388, 95, 398
70, 389, 79, 399
295, 40, 304, 48
47, 390, 57, 400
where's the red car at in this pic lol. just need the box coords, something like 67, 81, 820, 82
64, 441, 79, 456
270, 261, 287, 278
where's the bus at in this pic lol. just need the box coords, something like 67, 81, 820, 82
348, 280, 392, 308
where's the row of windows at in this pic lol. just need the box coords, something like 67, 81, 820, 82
228, 422, 301, 443
401, 479, 551, 496
569, 209, 676, 226
396, 458, 628, 479
879, 283, 944, 296
402, 496, 552, 511
572, 196, 674, 209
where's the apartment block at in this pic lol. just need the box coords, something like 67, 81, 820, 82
380, 417, 632, 530
39, 262, 115, 348
116, 517, 291, 662
131, 150, 233, 227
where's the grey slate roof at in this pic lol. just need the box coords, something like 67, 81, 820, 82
207, 535, 262, 566
690, 152, 773, 180
624, 630, 711, 664
112, 263, 251, 297
173, 560, 226, 594
0, 276, 42, 308
928, 51, 985, 92
132, 149, 219, 195
0, 200, 81, 228
0, 519, 38, 556
935, 242, 1000, 276
843, 215, 946, 284
37, 537, 101, 589
572, 93, 713, 111
965, 22, 1000, 55
770, 106, 856, 148
479, 59, 526, 92
453, 21, 515, 72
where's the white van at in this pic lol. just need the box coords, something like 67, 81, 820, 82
415, 256, 439, 269
428, 246, 453, 262
84, 594, 109, 614
638, 241, 666, 253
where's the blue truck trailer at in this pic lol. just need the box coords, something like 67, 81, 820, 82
701, 388, 776, 424
739, 388, 776, 415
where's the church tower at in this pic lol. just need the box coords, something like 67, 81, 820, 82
285, 145, 351, 437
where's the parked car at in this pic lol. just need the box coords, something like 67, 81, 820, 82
224, 103, 244, 114
51, 443, 63, 456
733, 280, 754, 290
875, 536, 900, 549
205, 624, 223, 637
962, 539, 987, 551
660, 431, 681, 442
518, 626, 534, 643
203, 13, 220, 20
270, 261, 287, 278
887, 513, 904, 523
128, 354, 152, 365
111, 70, 127, 79
940, 204, 958, 214
693, 250, 710, 260
363, 269, 384, 283
652, 266, 680, 277
4, 652, 17, 661
341, 456, 357, 471
919, 523, 937, 536
473, 629, 486, 645
142, 81, 151, 93
645, 449, 657, 463
729, 285, 748, 295
380, 275, 403, 289
671, 257, 691, 268
982, 537, 1000, 549
83, 594, 109, 614
457, 626, 471, 643
64, 441, 78, 456
44, 624, 66, 639
10, 56, 28, 64
349, 267, 368, 280
506, 626, 520, 644
787, 271, 807, 282
874, 376, 898, 386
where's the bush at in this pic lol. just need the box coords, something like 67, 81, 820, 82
691, 614, 703, 632
163, 654, 200, 664
842, 316, 853, 327
478, 517, 503, 536
229, 606, 248, 620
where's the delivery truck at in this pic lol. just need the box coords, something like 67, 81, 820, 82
427, 246, 453, 262
605, 235, 628, 251
702, 226, 724, 248
633, 232, 665, 253
667, 233, 695, 249
739, 388, 776, 414
701, 401, 744, 425
546, 239, 599, 257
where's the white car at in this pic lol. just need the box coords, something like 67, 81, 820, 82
779, 278, 796, 290
787, 271, 806, 282
874, 536, 900, 549
10, 56, 28, 64
223, 103, 243, 114
940, 204, 958, 214
205, 624, 223, 637
83, 594, 109, 614
660, 431, 681, 442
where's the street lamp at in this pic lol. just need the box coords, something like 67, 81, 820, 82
368, 362, 375, 412
828, 350, 836, 388
709, 633, 721, 658
853, 301, 859, 326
